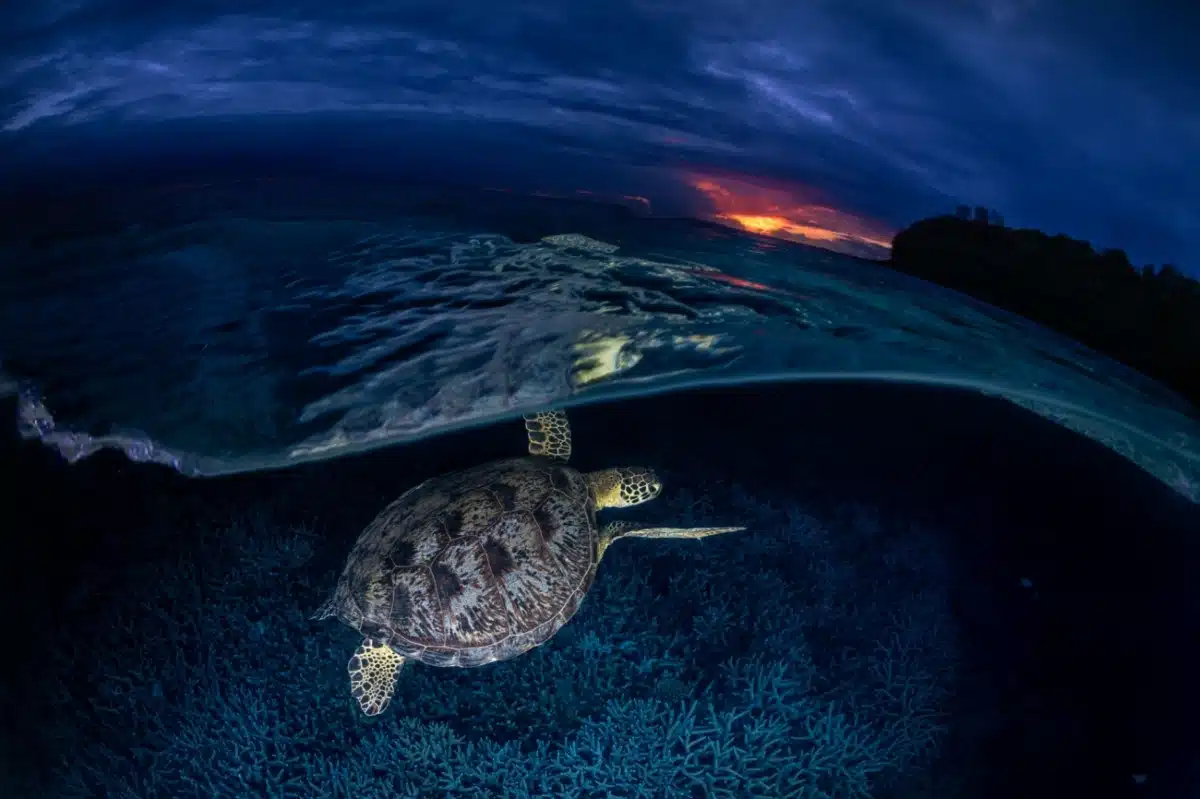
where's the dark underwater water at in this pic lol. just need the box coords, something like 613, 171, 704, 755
2, 380, 1197, 799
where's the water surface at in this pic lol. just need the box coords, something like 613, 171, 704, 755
1, 181, 1196, 502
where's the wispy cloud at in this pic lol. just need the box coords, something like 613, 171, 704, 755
0, 0, 1196, 269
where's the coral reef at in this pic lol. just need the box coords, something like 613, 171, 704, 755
20, 482, 957, 798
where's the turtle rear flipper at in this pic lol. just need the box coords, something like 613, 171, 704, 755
524, 410, 572, 461
348, 639, 405, 716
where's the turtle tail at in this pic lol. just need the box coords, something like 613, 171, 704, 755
310, 593, 340, 621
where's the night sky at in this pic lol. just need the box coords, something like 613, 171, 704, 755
1, 0, 1196, 268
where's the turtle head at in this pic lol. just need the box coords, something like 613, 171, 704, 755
587, 467, 663, 509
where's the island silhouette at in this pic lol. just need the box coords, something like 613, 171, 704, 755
890, 210, 1200, 411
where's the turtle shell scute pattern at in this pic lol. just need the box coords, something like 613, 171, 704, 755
328, 457, 599, 667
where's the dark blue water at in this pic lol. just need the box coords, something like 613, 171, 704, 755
2, 184, 1197, 798
3, 381, 1196, 798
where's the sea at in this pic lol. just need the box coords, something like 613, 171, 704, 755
1, 179, 1196, 799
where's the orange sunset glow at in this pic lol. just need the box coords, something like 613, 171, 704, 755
687, 172, 894, 259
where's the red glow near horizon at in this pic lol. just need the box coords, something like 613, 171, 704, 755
687, 173, 894, 258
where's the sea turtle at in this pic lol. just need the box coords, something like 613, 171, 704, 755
313, 409, 744, 716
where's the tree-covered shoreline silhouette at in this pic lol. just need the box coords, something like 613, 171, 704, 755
889, 214, 1200, 410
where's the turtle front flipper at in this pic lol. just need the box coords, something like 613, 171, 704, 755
523, 410, 572, 461
348, 638, 406, 716
598, 521, 745, 558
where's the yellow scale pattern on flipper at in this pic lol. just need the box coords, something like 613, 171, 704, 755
348, 639, 405, 717
523, 411, 572, 461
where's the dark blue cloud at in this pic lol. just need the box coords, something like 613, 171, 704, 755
1, 0, 1196, 270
